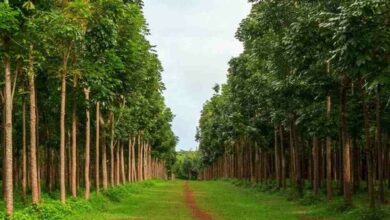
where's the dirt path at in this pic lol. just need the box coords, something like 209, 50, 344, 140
183, 182, 213, 220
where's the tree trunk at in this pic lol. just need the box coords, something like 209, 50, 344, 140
102, 126, 108, 190
376, 86, 384, 203
22, 98, 27, 198
313, 136, 319, 196
109, 113, 115, 186
71, 76, 78, 197
28, 46, 39, 204
128, 137, 132, 182
84, 88, 91, 199
341, 74, 352, 206
4, 54, 13, 215
115, 142, 120, 185
360, 78, 375, 208
326, 95, 333, 201
95, 102, 100, 192
132, 137, 136, 181
60, 53, 69, 204
274, 125, 281, 188
121, 144, 125, 184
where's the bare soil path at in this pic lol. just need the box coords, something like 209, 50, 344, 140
183, 182, 213, 220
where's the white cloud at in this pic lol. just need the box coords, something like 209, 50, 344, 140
144, 0, 251, 150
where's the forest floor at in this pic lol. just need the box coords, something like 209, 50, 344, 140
1, 180, 389, 219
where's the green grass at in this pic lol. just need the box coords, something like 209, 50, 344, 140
0, 180, 192, 220
70, 180, 192, 220
1, 180, 389, 220
189, 180, 390, 220
190, 180, 306, 220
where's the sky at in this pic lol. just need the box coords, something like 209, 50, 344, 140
144, 0, 251, 151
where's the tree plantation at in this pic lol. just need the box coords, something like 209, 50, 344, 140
1, 0, 390, 219
198, 0, 389, 215
0, 0, 176, 217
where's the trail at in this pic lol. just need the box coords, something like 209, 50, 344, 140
183, 182, 213, 220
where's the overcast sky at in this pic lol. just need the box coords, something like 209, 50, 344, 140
144, 1, 251, 151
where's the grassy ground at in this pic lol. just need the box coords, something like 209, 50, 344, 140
1, 179, 389, 219
70, 180, 192, 220
190, 180, 306, 220
0, 180, 192, 220
190, 179, 390, 220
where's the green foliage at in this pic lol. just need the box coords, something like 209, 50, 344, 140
173, 151, 202, 180
0, 3, 20, 35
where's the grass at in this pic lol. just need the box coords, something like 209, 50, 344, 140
189, 179, 390, 220
1, 179, 389, 220
0, 180, 192, 220
190, 180, 306, 220
70, 180, 192, 220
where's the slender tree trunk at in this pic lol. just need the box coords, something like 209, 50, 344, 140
326, 95, 333, 201
4, 53, 13, 215
102, 121, 108, 190
22, 98, 27, 198
84, 88, 91, 199
360, 78, 375, 208
376, 86, 384, 203
128, 137, 132, 182
109, 113, 114, 186
279, 126, 286, 188
132, 137, 136, 181
28, 46, 39, 204
95, 102, 100, 192
313, 136, 319, 196
341, 75, 352, 206
274, 125, 281, 188
60, 52, 69, 204
115, 142, 120, 185
71, 76, 78, 197
121, 144, 125, 184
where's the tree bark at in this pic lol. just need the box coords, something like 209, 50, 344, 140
341, 74, 352, 206
360, 78, 375, 208
4, 54, 13, 215
71, 75, 78, 197
95, 102, 100, 192
84, 88, 91, 199
313, 136, 319, 196
60, 52, 69, 204
102, 120, 108, 190
326, 95, 333, 201
121, 144, 125, 184
28, 46, 39, 204
109, 113, 115, 186
22, 98, 27, 198
376, 86, 384, 203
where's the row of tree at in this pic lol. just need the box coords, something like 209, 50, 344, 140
197, 0, 389, 209
0, 0, 176, 216
173, 151, 201, 180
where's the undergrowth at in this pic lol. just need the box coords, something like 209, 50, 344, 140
0, 179, 160, 220
222, 178, 390, 220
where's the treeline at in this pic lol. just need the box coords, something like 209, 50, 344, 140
173, 151, 201, 180
197, 0, 389, 210
0, 0, 176, 216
